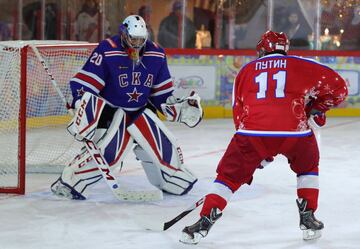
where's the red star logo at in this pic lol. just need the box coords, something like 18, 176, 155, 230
126, 87, 143, 102
77, 87, 85, 97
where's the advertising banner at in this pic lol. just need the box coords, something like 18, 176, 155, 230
169, 65, 217, 100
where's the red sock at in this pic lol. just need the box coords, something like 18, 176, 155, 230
297, 188, 319, 211
200, 193, 227, 217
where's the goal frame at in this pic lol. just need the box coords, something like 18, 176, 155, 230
0, 43, 96, 194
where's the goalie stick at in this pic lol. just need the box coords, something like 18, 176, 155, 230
30, 45, 162, 201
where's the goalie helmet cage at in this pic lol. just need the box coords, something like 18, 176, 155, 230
0, 41, 96, 194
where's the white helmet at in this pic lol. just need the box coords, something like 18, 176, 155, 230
120, 15, 148, 49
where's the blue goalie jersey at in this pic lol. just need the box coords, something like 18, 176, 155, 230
69, 35, 174, 113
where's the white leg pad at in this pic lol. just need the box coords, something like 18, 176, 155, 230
52, 108, 133, 199
129, 109, 197, 195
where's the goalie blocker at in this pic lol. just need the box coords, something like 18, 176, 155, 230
52, 92, 197, 199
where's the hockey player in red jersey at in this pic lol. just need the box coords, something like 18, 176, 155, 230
180, 31, 348, 244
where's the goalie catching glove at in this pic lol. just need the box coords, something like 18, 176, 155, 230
161, 91, 203, 128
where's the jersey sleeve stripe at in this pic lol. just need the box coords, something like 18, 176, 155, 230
75, 73, 104, 91
150, 86, 174, 97
143, 53, 165, 58
144, 51, 165, 57
153, 78, 173, 89
71, 78, 100, 94
79, 69, 105, 86
151, 81, 173, 94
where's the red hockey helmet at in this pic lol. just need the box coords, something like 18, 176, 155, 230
256, 31, 289, 57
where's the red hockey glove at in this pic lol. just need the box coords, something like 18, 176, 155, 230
305, 97, 330, 116
305, 98, 327, 128
309, 110, 326, 128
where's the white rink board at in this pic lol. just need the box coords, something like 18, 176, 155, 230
0, 118, 360, 249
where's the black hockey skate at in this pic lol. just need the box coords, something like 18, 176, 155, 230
296, 198, 324, 240
180, 208, 222, 244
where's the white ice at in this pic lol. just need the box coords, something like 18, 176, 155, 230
1, 118, 360, 249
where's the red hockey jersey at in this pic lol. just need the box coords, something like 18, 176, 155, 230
233, 54, 348, 136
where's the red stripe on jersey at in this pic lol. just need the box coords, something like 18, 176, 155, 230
151, 81, 173, 93
76, 72, 104, 91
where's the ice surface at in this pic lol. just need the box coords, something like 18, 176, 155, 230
1, 118, 359, 249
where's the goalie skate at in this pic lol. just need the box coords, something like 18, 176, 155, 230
296, 198, 324, 240
180, 208, 222, 245
50, 177, 86, 200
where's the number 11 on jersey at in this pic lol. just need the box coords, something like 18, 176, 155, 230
255, 71, 286, 99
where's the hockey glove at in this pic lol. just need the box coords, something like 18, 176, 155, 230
161, 91, 203, 128
305, 98, 327, 128
308, 110, 326, 128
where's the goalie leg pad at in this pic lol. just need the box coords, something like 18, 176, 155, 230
51, 148, 103, 199
97, 108, 134, 166
133, 144, 197, 195
129, 109, 197, 195
52, 109, 134, 198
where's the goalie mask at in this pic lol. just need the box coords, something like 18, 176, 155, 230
119, 15, 148, 63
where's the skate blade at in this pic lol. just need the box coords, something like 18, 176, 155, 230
179, 232, 202, 245
303, 229, 322, 240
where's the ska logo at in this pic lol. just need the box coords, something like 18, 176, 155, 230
118, 72, 154, 88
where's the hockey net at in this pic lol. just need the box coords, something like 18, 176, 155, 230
0, 41, 96, 194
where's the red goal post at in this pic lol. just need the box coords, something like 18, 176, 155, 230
0, 41, 96, 194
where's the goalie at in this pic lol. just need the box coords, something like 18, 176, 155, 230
51, 15, 203, 200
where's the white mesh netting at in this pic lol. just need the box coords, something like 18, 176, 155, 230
0, 41, 95, 191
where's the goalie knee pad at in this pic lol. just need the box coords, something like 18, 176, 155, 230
67, 92, 106, 141
130, 109, 197, 195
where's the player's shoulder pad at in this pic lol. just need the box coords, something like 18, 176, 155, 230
144, 40, 166, 59
98, 35, 123, 50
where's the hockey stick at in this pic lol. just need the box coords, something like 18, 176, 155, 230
163, 196, 205, 231
30, 45, 162, 201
